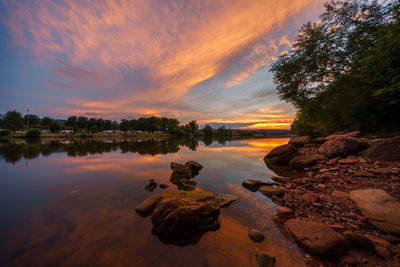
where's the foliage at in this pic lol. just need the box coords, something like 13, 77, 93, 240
25, 128, 41, 138
271, 0, 400, 136
41, 117, 53, 126
24, 114, 40, 126
202, 125, 213, 136
50, 122, 61, 133
4, 110, 24, 130
0, 129, 12, 136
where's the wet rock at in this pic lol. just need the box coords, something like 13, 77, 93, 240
276, 206, 293, 215
286, 219, 349, 257
159, 183, 170, 189
362, 135, 400, 162
135, 194, 161, 217
216, 193, 237, 207
258, 186, 285, 197
289, 155, 322, 170
249, 229, 265, 242
170, 163, 193, 182
178, 179, 197, 191
353, 170, 375, 178
331, 190, 350, 198
302, 192, 319, 203
264, 144, 299, 165
318, 137, 370, 158
289, 136, 311, 147
255, 252, 276, 267
185, 161, 203, 175
242, 179, 276, 192
350, 189, 400, 235
145, 180, 157, 191
151, 190, 220, 234
270, 176, 292, 184
344, 232, 375, 251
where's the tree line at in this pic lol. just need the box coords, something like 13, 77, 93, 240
271, 0, 400, 136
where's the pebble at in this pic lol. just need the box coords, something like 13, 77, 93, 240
249, 229, 265, 243
331, 190, 350, 198
276, 206, 293, 214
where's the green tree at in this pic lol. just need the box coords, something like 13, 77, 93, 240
202, 125, 213, 136
24, 114, 40, 126
120, 119, 130, 131
50, 122, 61, 133
41, 117, 53, 126
271, 0, 400, 135
4, 110, 23, 130
65, 116, 77, 127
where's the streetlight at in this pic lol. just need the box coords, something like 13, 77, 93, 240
26, 109, 29, 129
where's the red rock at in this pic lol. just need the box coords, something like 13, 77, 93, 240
353, 170, 375, 177
277, 206, 293, 214
339, 254, 360, 265
329, 224, 346, 232
375, 246, 391, 259
286, 219, 350, 257
331, 191, 350, 198
338, 158, 358, 164
285, 183, 296, 189
303, 193, 319, 203
326, 158, 339, 165
365, 234, 392, 248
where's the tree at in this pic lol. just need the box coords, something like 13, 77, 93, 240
4, 110, 23, 130
202, 125, 213, 136
271, 0, 400, 135
24, 114, 40, 126
77, 116, 88, 129
50, 122, 61, 133
120, 119, 130, 131
65, 116, 77, 127
41, 117, 53, 126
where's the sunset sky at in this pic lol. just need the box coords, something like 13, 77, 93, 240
0, 0, 323, 129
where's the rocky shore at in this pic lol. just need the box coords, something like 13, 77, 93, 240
257, 132, 400, 265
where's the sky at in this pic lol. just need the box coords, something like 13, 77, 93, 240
0, 0, 323, 129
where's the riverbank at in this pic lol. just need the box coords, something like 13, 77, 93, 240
0, 132, 171, 140
256, 132, 400, 266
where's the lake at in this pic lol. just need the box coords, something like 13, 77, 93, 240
0, 138, 308, 266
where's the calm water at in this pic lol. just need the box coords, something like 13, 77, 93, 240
0, 138, 307, 267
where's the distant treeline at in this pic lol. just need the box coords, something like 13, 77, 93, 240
271, 0, 400, 136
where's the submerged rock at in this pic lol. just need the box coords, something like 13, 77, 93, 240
216, 193, 237, 207
177, 179, 197, 191
255, 252, 276, 267
350, 189, 400, 235
145, 180, 157, 191
170, 163, 193, 182
264, 144, 299, 165
258, 186, 285, 197
286, 219, 349, 257
249, 229, 265, 242
242, 179, 276, 192
135, 194, 161, 217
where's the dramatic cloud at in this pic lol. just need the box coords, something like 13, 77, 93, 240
1, 0, 323, 128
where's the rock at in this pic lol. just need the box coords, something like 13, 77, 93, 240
375, 246, 391, 259
159, 183, 170, 189
242, 179, 276, 192
350, 189, 400, 235
344, 232, 375, 251
276, 206, 293, 215
258, 186, 285, 197
264, 144, 299, 165
135, 194, 161, 217
362, 135, 400, 162
289, 155, 323, 170
151, 191, 220, 234
329, 224, 346, 232
185, 161, 203, 175
353, 170, 375, 178
255, 252, 276, 267
311, 137, 326, 144
145, 180, 157, 191
339, 254, 360, 265
326, 131, 361, 141
270, 176, 292, 184
338, 158, 357, 164
249, 229, 265, 242
170, 163, 193, 182
331, 191, 349, 198
178, 179, 197, 191
302, 192, 319, 203
286, 219, 349, 257
289, 136, 311, 147
216, 194, 237, 207
318, 137, 370, 158
326, 157, 339, 165
365, 234, 392, 248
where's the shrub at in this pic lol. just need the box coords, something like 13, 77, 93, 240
80, 133, 88, 138
25, 128, 41, 139
0, 129, 12, 136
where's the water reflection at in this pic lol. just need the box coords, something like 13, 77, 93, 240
0, 137, 310, 266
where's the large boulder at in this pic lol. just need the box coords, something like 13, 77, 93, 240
350, 189, 400, 235
185, 161, 203, 175
289, 136, 311, 147
242, 179, 276, 192
362, 135, 400, 162
135, 194, 161, 217
325, 131, 361, 141
286, 219, 349, 257
151, 190, 221, 234
170, 162, 192, 183
289, 155, 324, 170
318, 137, 370, 158
264, 144, 299, 165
